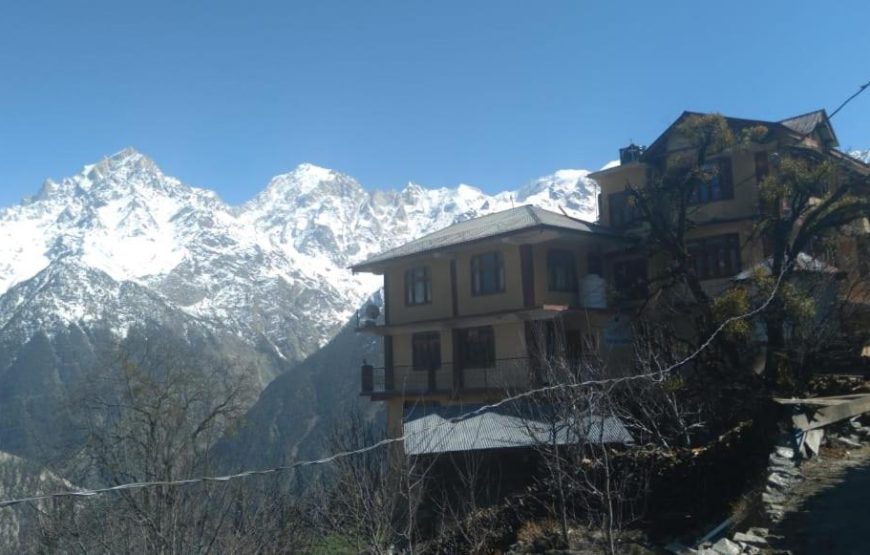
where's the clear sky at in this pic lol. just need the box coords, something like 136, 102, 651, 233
1, 0, 868, 208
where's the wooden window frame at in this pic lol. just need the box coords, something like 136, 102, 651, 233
471, 252, 505, 296
612, 258, 649, 300
412, 331, 441, 371
692, 158, 734, 204
608, 190, 641, 229
404, 266, 432, 306
458, 326, 496, 369
687, 233, 742, 280
547, 249, 578, 293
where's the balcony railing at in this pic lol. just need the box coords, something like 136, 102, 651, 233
355, 306, 386, 331
361, 357, 535, 396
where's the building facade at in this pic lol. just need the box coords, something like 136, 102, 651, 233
352, 110, 870, 440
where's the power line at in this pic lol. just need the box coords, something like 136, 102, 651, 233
3, 78, 860, 511
0, 263, 789, 510
828, 79, 870, 121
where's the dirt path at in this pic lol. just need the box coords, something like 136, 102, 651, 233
769, 445, 870, 554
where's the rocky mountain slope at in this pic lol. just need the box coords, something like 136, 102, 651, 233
0, 148, 599, 465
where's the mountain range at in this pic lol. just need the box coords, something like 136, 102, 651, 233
0, 148, 600, 466
2, 147, 868, 468
0, 144, 866, 551
850, 149, 870, 165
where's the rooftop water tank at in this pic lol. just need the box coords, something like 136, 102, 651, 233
619, 143, 646, 164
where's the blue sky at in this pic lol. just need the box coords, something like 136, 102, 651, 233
1, 1, 868, 207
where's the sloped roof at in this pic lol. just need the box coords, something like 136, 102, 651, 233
780, 110, 826, 135
780, 109, 839, 147
633, 109, 837, 163
352, 205, 623, 272
403, 401, 633, 456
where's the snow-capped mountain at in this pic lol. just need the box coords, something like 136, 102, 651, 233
0, 148, 598, 463
0, 149, 598, 357
849, 149, 870, 165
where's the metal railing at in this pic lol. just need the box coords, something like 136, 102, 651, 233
361, 357, 535, 396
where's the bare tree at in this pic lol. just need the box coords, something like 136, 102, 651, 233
517, 319, 694, 554
25, 330, 319, 554
312, 408, 436, 554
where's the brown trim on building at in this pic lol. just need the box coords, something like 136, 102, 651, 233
520, 244, 535, 308
356, 304, 587, 335
351, 223, 627, 274
452, 329, 463, 391
384, 335, 394, 391
383, 274, 391, 326
755, 150, 770, 184
450, 259, 459, 317
524, 321, 541, 384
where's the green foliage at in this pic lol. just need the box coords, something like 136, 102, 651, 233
739, 125, 770, 145
676, 113, 735, 156
758, 157, 835, 215
781, 283, 816, 322
712, 287, 752, 340
753, 273, 817, 323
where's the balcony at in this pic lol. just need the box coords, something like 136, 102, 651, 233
360, 357, 534, 398
355, 305, 386, 332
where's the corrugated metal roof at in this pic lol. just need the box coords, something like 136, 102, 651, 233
402, 401, 633, 456
352, 205, 621, 272
733, 252, 842, 281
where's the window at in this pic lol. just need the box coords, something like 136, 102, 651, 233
609, 190, 641, 228
547, 249, 578, 292
404, 266, 431, 305
458, 326, 495, 368
587, 253, 603, 276
412, 332, 441, 371
693, 158, 734, 203
612, 258, 648, 300
687, 234, 742, 280
471, 252, 505, 295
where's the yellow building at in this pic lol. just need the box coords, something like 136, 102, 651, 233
351, 206, 631, 438
591, 109, 867, 301
352, 109, 870, 441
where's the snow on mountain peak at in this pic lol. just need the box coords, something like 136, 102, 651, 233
295, 162, 335, 179
107, 146, 149, 164
849, 149, 870, 164
258, 163, 361, 199
0, 152, 603, 358
511, 169, 598, 220
87, 147, 161, 182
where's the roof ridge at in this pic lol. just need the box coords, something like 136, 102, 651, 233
779, 108, 827, 123
525, 204, 542, 225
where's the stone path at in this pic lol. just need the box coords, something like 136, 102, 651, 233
768, 445, 870, 554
